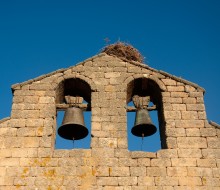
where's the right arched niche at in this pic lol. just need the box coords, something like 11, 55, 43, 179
127, 77, 167, 152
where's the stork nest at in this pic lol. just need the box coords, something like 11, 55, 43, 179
102, 42, 144, 63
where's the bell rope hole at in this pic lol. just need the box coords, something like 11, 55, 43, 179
55, 78, 92, 149
127, 78, 166, 152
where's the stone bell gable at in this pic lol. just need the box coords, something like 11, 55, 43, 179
0, 52, 219, 189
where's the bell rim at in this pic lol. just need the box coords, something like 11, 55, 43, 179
58, 124, 89, 140
131, 124, 157, 137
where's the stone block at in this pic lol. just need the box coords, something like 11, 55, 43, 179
167, 167, 187, 176
0, 149, 11, 158
154, 176, 179, 186
11, 148, 29, 157
109, 167, 130, 176
166, 137, 177, 148
181, 111, 198, 119
118, 177, 138, 186
138, 176, 155, 186
39, 97, 55, 104
0, 158, 19, 166
171, 92, 188, 98
97, 177, 118, 186
92, 148, 115, 158
0, 167, 6, 176
163, 103, 173, 111
17, 128, 36, 137
185, 85, 196, 92
151, 158, 171, 167
178, 149, 202, 158
198, 111, 207, 119
182, 97, 196, 104
164, 111, 181, 119
167, 86, 184, 92
189, 92, 203, 97
200, 128, 216, 136
137, 158, 151, 166
178, 177, 202, 186
4, 137, 22, 148
130, 167, 146, 176
162, 92, 171, 97
115, 149, 130, 158
202, 149, 220, 158
117, 138, 128, 148
197, 97, 204, 103
166, 128, 186, 137
13, 96, 24, 103
39, 104, 56, 118
213, 168, 220, 177
201, 177, 220, 186
171, 158, 197, 166
131, 151, 156, 158
177, 137, 207, 148
197, 159, 216, 167
187, 104, 205, 111
110, 77, 124, 85
12, 103, 24, 110
38, 148, 52, 157
118, 158, 137, 167
175, 120, 204, 128
185, 128, 200, 137
26, 119, 44, 127
39, 136, 52, 148
22, 137, 40, 148
98, 138, 117, 148
0, 128, 17, 137
30, 83, 54, 90
187, 167, 213, 177
69, 149, 91, 158
23, 110, 40, 119
207, 137, 220, 149
147, 167, 166, 176
157, 149, 178, 158
105, 85, 116, 92
24, 96, 39, 104
161, 79, 177, 86
163, 97, 182, 103
172, 104, 186, 111
92, 166, 109, 177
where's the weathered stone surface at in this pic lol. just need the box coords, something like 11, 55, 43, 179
178, 149, 202, 158
181, 111, 198, 120
147, 167, 167, 176
0, 53, 219, 189
171, 158, 197, 166
185, 128, 200, 137
167, 167, 187, 176
177, 137, 207, 148
175, 120, 204, 128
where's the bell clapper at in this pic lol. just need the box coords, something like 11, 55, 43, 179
141, 133, 144, 151
73, 137, 75, 148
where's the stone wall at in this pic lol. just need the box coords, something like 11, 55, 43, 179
0, 53, 219, 189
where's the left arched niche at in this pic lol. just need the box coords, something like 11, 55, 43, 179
55, 78, 92, 149
56, 78, 91, 107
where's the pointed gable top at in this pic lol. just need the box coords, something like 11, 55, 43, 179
11, 53, 205, 92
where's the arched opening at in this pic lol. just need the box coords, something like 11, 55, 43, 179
127, 77, 166, 152
55, 78, 92, 149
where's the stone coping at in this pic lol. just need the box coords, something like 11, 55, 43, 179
11, 53, 205, 92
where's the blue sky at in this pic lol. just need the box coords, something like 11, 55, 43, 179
0, 0, 219, 151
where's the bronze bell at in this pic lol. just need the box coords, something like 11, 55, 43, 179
131, 109, 157, 137
58, 107, 88, 140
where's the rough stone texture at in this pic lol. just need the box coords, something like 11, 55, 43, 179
0, 53, 219, 189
